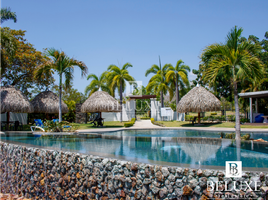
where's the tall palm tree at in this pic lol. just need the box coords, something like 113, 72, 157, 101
165, 60, 190, 107
107, 63, 135, 122
1, 8, 17, 23
85, 72, 110, 96
145, 58, 171, 107
201, 26, 264, 140
34, 48, 88, 122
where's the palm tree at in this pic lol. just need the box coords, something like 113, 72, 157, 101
165, 60, 190, 108
1, 8, 17, 23
107, 63, 135, 122
145, 58, 171, 107
34, 48, 88, 122
201, 26, 264, 140
85, 72, 110, 96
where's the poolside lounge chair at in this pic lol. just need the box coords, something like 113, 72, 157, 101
30, 119, 45, 132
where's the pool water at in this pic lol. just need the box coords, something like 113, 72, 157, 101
1, 130, 268, 170
103, 129, 268, 141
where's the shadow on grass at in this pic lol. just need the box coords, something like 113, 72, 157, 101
180, 122, 223, 127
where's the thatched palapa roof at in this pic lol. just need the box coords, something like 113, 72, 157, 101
177, 85, 221, 113
81, 91, 121, 113
1, 85, 34, 113
31, 91, 68, 113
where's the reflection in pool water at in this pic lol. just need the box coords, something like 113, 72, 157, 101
1, 129, 268, 170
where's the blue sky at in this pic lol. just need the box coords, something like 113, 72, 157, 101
2, 0, 268, 95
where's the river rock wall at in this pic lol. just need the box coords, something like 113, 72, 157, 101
0, 142, 268, 199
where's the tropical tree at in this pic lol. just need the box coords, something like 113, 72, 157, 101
84, 72, 110, 96
1, 27, 17, 76
165, 60, 190, 107
1, 28, 53, 97
34, 48, 88, 122
107, 63, 135, 122
1, 7, 17, 23
145, 59, 171, 107
201, 26, 264, 140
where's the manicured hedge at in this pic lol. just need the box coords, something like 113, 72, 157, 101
140, 117, 150, 120
124, 118, 136, 127
151, 118, 165, 127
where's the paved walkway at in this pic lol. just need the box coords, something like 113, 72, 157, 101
131, 120, 160, 128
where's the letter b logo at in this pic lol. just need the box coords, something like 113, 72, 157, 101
226, 161, 242, 177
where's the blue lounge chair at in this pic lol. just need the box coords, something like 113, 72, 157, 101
30, 119, 45, 132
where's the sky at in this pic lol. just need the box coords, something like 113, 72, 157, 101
2, 0, 268, 95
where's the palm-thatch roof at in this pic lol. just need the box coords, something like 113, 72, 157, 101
1, 85, 34, 113
177, 85, 221, 113
81, 91, 122, 113
176, 138, 223, 162
31, 91, 68, 113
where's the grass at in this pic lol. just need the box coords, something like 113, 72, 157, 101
20, 121, 125, 131
188, 111, 237, 116
14, 120, 268, 131
75, 121, 125, 129
156, 121, 268, 129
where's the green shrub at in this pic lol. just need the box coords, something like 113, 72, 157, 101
202, 116, 209, 121
124, 118, 136, 127
225, 132, 236, 139
140, 117, 150, 120
185, 115, 194, 121
151, 118, 165, 127
240, 118, 250, 123
43, 120, 72, 132
210, 112, 217, 115
227, 115, 235, 121
219, 132, 251, 140
241, 133, 251, 140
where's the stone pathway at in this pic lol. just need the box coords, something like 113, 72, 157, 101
131, 120, 160, 128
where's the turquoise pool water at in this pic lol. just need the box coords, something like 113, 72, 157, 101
1, 129, 268, 170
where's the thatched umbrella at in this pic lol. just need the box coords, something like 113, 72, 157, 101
177, 85, 221, 124
81, 91, 121, 117
31, 91, 68, 116
1, 85, 34, 130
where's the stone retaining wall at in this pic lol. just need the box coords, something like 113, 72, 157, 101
0, 142, 268, 199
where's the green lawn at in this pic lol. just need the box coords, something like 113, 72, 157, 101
21, 121, 125, 131
156, 121, 268, 129
74, 121, 125, 129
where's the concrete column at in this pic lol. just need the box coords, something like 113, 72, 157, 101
255, 98, 258, 113
250, 98, 253, 123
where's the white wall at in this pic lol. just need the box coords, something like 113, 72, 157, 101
102, 100, 135, 121
150, 98, 185, 121
102, 99, 185, 122
0, 113, 28, 124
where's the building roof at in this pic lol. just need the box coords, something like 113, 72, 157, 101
129, 95, 156, 100
238, 91, 268, 98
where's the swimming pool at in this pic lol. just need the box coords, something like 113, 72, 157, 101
1, 129, 268, 171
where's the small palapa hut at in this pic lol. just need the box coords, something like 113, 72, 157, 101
81, 91, 121, 117
177, 85, 221, 124
31, 91, 68, 118
1, 85, 34, 129
32, 91, 68, 119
